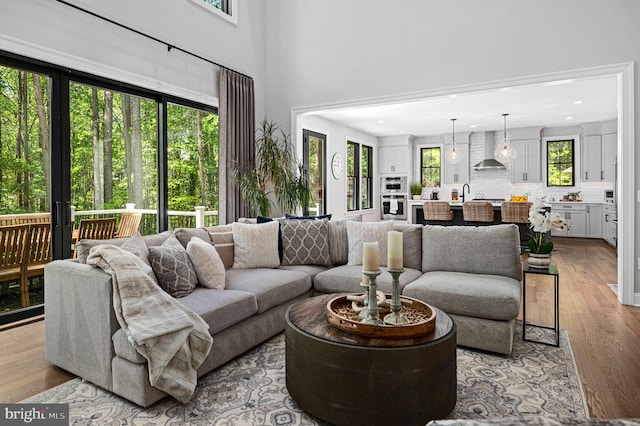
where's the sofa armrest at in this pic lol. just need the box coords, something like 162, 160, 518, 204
44, 259, 119, 391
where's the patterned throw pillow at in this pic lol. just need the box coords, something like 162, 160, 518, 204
345, 220, 394, 267
231, 221, 280, 269
148, 234, 197, 297
186, 236, 225, 290
280, 219, 330, 266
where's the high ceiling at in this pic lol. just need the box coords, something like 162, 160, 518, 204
306, 74, 618, 138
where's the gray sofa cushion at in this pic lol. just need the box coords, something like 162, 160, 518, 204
402, 271, 521, 320
112, 328, 146, 364
279, 264, 329, 281
392, 223, 423, 270
224, 268, 312, 314
179, 288, 258, 334
76, 230, 172, 263
422, 224, 522, 281
314, 264, 423, 294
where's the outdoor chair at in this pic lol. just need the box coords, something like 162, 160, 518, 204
116, 212, 142, 238
14, 213, 51, 225
73, 217, 117, 258
23, 223, 52, 307
0, 224, 30, 304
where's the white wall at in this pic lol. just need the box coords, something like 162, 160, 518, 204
0, 0, 266, 117
300, 115, 379, 221
264, 0, 640, 301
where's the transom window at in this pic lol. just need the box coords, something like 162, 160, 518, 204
420, 147, 441, 187
547, 139, 575, 186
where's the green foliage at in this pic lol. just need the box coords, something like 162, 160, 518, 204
410, 182, 423, 196
547, 140, 574, 186
231, 119, 312, 217
528, 231, 554, 254
421, 147, 441, 187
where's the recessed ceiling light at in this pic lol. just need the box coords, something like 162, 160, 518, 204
574, 100, 583, 104
449, 94, 458, 98
470, 124, 476, 128
400, 130, 405, 134
378, 120, 384, 124
566, 116, 573, 120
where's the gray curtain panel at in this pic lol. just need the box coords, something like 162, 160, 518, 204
219, 68, 255, 223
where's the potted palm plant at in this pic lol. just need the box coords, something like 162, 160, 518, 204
231, 119, 312, 217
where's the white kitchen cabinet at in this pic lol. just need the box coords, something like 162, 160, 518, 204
585, 203, 602, 238
582, 134, 616, 182
444, 143, 469, 184
602, 204, 616, 247
551, 203, 586, 238
379, 145, 411, 174
602, 133, 617, 182
511, 139, 541, 183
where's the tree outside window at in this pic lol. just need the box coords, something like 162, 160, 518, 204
361, 145, 372, 209
420, 147, 441, 187
547, 139, 574, 186
346, 141, 358, 211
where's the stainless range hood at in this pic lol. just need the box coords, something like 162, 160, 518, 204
473, 132, 506, 170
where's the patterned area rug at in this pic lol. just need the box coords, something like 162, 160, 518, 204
24, 326, 587, 425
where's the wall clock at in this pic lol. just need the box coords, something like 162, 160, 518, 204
331, 153, 344, 179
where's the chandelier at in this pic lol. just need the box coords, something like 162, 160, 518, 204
445, 118, 462, 164
494, 113, 516, 163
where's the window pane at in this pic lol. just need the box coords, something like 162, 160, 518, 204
0, 65, 51, 314
361, 145, 372, 209
347, 142, 357, 211
69, 82, 157, 234
421, 147, 441, 187
547, 140, 574, 186
167, 103, 219, 229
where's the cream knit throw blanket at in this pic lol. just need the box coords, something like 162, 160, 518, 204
87, 244, 213, 403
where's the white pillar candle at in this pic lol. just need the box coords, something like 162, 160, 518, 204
387, 230, 403, 270
362, 242, 379, 272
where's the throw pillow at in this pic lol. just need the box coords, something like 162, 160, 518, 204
258, 215, 284, 261
285, 213, 332, 220
231, 221, 280, 269
207, 225, 234, 269
119, 232, 157, 284
346, 220, 394, 267
327, 215, 362, 266
280, 219, 330, 266
186, 236, 225, 290
148, 234, 197, 297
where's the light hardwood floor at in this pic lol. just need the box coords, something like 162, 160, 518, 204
0, 238, 639, 418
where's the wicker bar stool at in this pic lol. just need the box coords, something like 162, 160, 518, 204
462, 201, 494, 225
501, 202, 532, 224
423, 201, 454, 225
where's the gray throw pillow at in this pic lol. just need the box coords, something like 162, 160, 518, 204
280, 219, 330, 266
148, 234, 197, 297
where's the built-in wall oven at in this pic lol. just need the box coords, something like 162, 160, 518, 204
381, 176, 407, 220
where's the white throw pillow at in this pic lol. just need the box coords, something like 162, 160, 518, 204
186, 237, 226, 290
346, 221, 394, 267
231, 221, 280, 269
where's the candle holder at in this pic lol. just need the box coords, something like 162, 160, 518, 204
384, 268, 408, 325
358, 279, 369, 319
361, 270, 384, 325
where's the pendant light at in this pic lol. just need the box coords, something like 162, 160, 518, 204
445, 118, 462, 165
494, 113, 516, 163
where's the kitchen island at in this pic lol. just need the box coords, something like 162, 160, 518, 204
410, 199, 506, 226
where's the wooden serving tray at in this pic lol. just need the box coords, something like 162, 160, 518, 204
326, 294, 436, 339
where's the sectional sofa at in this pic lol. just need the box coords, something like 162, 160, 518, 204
44, 219, 522, 407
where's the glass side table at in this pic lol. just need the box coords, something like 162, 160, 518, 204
522, 262, 559, 347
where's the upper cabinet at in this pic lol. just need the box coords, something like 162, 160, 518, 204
379, 145, 412, 174
582, 133, 616, 182
511, 139, 541, 183
444, 143, 469, 184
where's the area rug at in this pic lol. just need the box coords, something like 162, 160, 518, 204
24, 327, 588, 425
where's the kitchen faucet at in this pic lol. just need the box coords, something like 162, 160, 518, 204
461, 183, 470, 203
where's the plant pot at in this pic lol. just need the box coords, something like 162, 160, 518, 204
412, 195, 421, 200
528, 253, 551, 269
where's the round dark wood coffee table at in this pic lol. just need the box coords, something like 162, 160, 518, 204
285, 293, 457, 426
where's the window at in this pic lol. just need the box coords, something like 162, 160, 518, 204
191, 0, 237, 25
346, 142, 358, 211
420, 147, 441, 187
547, 139, 574, 186
361, 144, 373, 209
303, 129, 326, 215
346, 141, 373, 211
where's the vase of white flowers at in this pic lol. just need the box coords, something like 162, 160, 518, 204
527, 197, 569, 268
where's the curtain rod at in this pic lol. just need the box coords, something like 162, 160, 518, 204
55, 0, 252, 80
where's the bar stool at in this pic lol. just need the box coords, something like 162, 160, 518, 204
501, 201, 532, 248
423, 201, 454, 225
462, 201, 494, 225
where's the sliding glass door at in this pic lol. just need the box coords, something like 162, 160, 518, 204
0, 52, 220, 325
